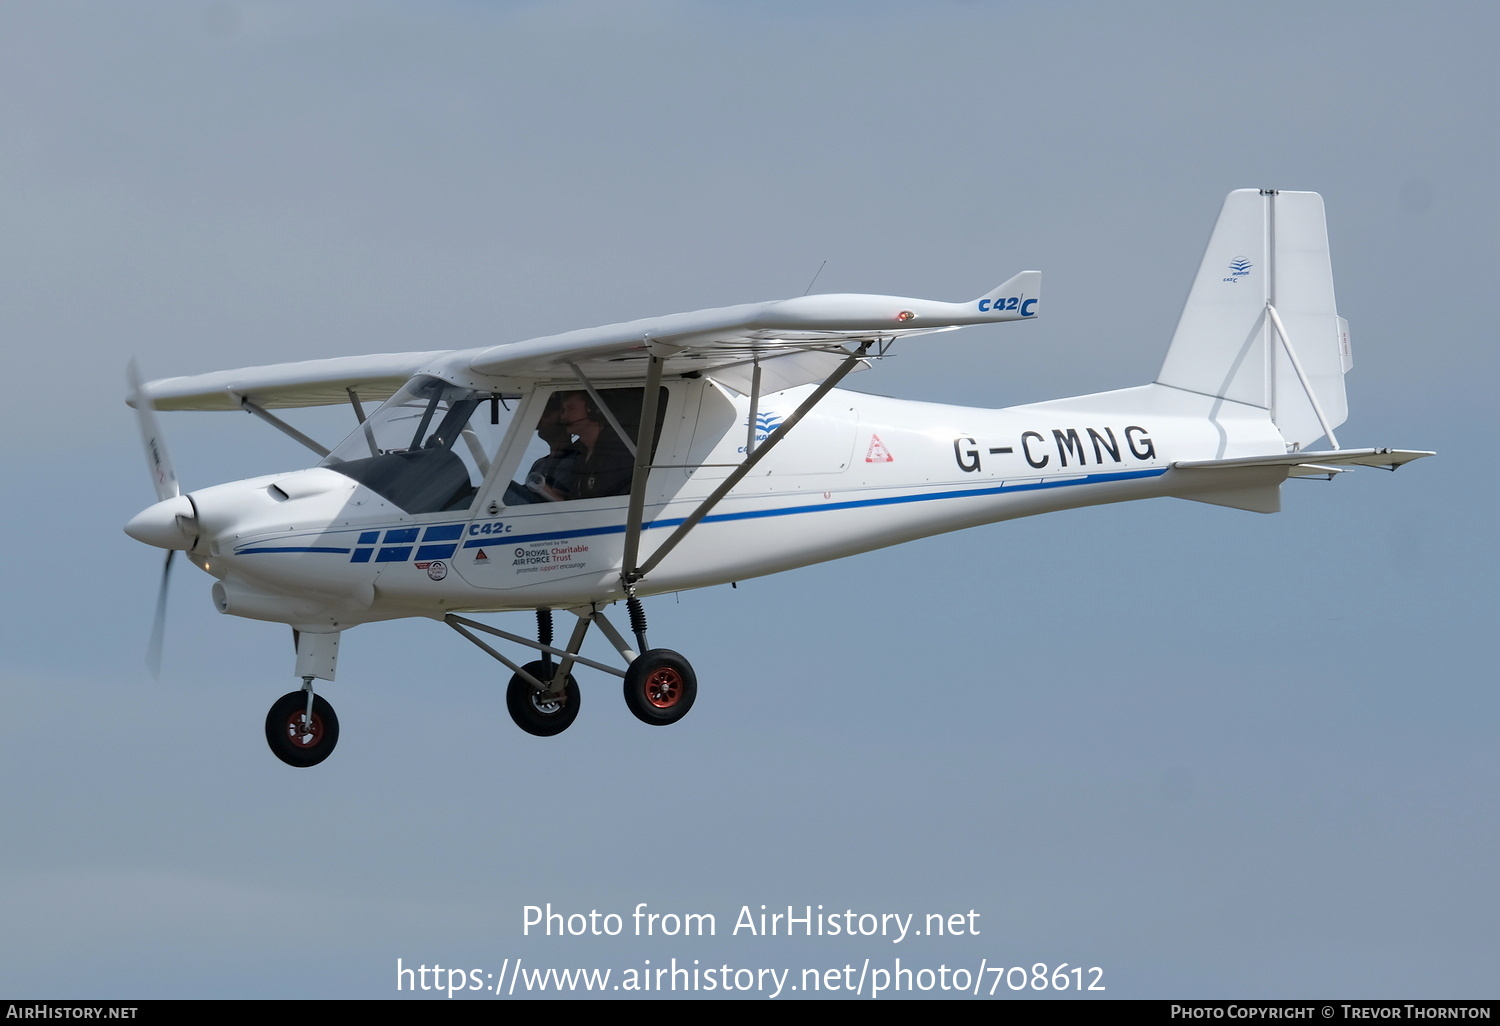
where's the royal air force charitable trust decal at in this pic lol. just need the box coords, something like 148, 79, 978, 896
508, 543, 589, 575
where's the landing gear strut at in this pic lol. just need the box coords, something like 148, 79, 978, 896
264, 630, 342, 768
446, 603, 699, 736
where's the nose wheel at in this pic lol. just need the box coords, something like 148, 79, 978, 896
623, 649, 697, 726
506, 660, 581, 737
265, 690, 340, 767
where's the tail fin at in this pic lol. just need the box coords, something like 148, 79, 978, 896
1156, 190, 1352, 450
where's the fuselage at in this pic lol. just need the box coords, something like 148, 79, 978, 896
159, 375, 1288, 632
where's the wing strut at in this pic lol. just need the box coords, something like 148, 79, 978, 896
623, 341, 872, 585
240, 397, 332, 457
347, 388, 379, 456
744, 359, 763, 457
567, 361, 639, 458
620, 352, 666, 586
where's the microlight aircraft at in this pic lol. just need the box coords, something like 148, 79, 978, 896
125, 190, 1430, 767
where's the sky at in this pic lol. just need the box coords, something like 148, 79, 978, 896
0, 0, 1494, 1001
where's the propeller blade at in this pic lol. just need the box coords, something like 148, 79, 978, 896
127, 358, 179, 502
146, 549, 176, 678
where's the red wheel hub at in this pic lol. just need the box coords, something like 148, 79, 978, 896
644, 668, 682, 709
284, 711, 324, 748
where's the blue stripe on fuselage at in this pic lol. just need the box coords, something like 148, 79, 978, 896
235, 467, 1167, 557
466, 467, 1167, 546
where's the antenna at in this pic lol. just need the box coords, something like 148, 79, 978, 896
801, 260, 827, 296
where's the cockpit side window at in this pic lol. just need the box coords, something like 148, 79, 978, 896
504, 387, 667, 506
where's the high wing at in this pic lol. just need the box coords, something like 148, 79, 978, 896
462, 271, 1040, 393
129, 271, 1039, 409
133, 351, 448, 411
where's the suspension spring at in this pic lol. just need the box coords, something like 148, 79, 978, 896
626, 595, 649, 648
537, 608, 554, 668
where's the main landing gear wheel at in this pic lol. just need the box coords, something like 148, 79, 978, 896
265, 691, 339, 768
506, 660, 581, 737
623, 649, 697, 726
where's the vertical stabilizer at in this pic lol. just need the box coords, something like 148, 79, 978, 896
1156, 190, 1349, 450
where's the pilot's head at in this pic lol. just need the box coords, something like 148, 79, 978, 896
560, 391, 601, 447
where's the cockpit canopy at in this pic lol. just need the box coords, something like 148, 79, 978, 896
321, 376, 669, 515
321, 376, 514, 514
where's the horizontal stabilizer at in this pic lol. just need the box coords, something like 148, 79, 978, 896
1174, 448, 1434, 472
1166, 447, 1432, 514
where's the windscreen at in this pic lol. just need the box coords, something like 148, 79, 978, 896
322, 376, 518, 514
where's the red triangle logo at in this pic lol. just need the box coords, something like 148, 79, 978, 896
865, 434, 893, 462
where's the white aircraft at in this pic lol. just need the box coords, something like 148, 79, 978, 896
125, 189, 1430, 767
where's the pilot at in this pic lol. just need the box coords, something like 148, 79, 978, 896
559, 391, 633, 499
501, 393, 582, 505
521, 392, 583, 502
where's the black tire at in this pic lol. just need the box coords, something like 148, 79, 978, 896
622, 649, 697, 726
506, 660, 581, 737
265, 690, 340, 768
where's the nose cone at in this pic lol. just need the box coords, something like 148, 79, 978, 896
125, 494, 197, 550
